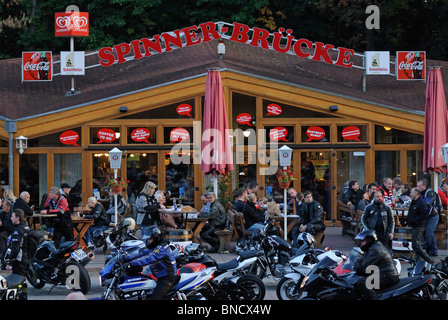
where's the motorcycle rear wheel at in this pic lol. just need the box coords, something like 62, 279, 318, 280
66, 261, 91, 294
26, 267, 45, 289
232, 274, 265, 300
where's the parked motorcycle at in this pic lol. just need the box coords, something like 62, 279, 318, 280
0, 273, 27, 300
298, 255, 437, 300
100, 241, 214, 300
26, 240, 93, 294
276, 232, 346, 300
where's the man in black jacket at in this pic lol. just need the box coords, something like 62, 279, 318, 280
361, 191, 394, 249
408, 187, 434, 264
297, 191, 326, 235
0, 200, 13, 262
353, 230, 399, 299
12, 191, 33, 217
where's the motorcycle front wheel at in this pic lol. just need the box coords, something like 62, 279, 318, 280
231, 274, 265, 300
25, 267, 45, 289
276, 277, 306, 300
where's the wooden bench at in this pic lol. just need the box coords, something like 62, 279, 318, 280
214, 229, 233, 253
231, 209, 252, 241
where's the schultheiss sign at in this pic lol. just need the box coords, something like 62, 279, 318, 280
98, 22, 355, 69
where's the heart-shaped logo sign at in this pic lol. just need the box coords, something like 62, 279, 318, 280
73, 16, 88, 28
56, 16, 71, 28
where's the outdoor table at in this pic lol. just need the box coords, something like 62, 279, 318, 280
71, 217, 94, 249
184, 217, 208, 244
160, 205, 197, 228
27, 213, 58, 230
270, 215, 301, 241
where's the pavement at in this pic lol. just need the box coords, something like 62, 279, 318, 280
2, 226, 446, 300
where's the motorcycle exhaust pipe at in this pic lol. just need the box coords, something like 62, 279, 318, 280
88, 252, 95, 260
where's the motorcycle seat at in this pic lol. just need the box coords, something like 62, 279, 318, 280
239, 250, 263, 260
5, 274, 26, 289
377, 276, 421, 294
217, 258, 239, 271
58, 241, 77, 251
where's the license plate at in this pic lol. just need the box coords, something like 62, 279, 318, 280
71, 249, 88, 262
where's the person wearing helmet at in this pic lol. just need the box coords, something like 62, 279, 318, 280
124, 226, 179, 300
353, 230, 399, 300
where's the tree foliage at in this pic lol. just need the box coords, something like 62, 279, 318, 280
1, 0, 448, 60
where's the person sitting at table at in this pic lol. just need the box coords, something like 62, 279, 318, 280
295, 191, 326, 239
41, 187, 74, 248
200, 193, 211, 215
199, 192, 227, 253
12, 191, 33, 217
287, 188, 304, 215
84, 197, 109, 250
155, 190, 181, 233
244, 193, 266, 232
233, 188, 247, 214
106, 188, 127, 224
136, 181, 160, 240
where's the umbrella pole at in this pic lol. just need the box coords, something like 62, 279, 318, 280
434, 173, 439, 194
214, 176, 218, 198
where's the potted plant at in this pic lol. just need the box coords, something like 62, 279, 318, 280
276, 167, 298, 189
106, 177, 128, 193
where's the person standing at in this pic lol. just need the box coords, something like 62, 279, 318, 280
136, 181, 160, 240
392, 177, 403, 200
0, 200, 13, 265
361, 191, 394, 249
41, 187, 74, 248
408, 188, 434, 264
357, 183, 378, 212
4, 209, 30, 276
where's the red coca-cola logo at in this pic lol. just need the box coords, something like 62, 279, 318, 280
269, 127, 288, 142
22, 52, 52, 81
59, 130, 80, 146
131, 128, 150, 143
396, 51, 425, 80
306, 126, 325, 142
266, 104, 282, 116
341, 126, 361, 141
97, 128, 116, 143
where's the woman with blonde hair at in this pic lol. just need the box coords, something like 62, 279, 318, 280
3, 188, 17, 202
136, 181, 160, 239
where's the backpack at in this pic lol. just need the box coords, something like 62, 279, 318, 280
22, 229, 44, 258
423, 189, 443, 217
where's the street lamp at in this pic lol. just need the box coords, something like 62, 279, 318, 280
15, 135, 28, 154
278, 145, 292, 240
441, 143, 448, 164
109, 147, 123, 225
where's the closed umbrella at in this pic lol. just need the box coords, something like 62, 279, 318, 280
423, 67, 448, 190
201, 69, 234, 196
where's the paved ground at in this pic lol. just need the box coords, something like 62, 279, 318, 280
2, 226, 446, 300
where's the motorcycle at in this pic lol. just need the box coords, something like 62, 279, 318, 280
0, 273, 27, 300
26, 240, 93, 294
276, 232, 347, 300
183, 243, 266, 300
100, 241, 214, 300
298, 255, 437, 300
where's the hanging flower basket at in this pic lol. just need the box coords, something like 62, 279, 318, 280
276, 167, 298, 189
106, 177, 128, 193
111, 186, 123, 193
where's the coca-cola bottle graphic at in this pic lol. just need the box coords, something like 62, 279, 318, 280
413, 52, 423, 79
39, 52, 49, 80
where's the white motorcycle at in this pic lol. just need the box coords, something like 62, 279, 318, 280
276, 233, 346, 300
0, 273, 27, 300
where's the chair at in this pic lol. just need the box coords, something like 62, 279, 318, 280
232, 209, 251, 240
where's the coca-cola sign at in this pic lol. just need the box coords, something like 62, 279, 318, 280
396, 51, 426, 81
55, 12, 89, 37
22, 51, 53, 82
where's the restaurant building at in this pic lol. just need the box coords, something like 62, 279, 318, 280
1, 33, 447, 225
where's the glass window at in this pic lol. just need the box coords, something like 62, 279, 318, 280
232, 93, 256, 131
263, 100, 339, 118
90, 127, 120, 144
337, 125, 367, 143
301, 126, 330, 143
28, 128, 82, 147
375, 125, 423, 144
19, 154, 47, 208
165, 152, 194, 206
0, 154, 9, 185
126, 153, 158, 202
337, 151, 366, 193
92, 153, 122, 200
54, 153, 82, 210
118, 99, 195, 119
375, 151, 400, 185
406, 150, 424, 187
127, 127, 156, 144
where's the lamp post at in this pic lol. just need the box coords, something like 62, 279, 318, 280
109, 147, 123, 226
278, 145, 292, 240
15, 135, 28, 155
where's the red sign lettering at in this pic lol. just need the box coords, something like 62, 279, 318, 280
306, 126, 326, 142
60, 130, 79, 146
266, 104, 282, 116
97, 128, 116, 143
131, 128, 151, 143
341, 126, 361, 141
176, 104, 193, 117
269, 127, 288, 142
170, 128, 190, 143
236, 113, 252, 126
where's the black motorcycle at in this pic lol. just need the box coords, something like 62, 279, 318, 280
26, 240, 93, 294
299, 255, 438, 300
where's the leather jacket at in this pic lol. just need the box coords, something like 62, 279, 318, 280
354, 241, 399, 279
361, 201, 394, 236
127, 242, 177, 278
301, 200, 325, 230
407, 196, 429, 227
